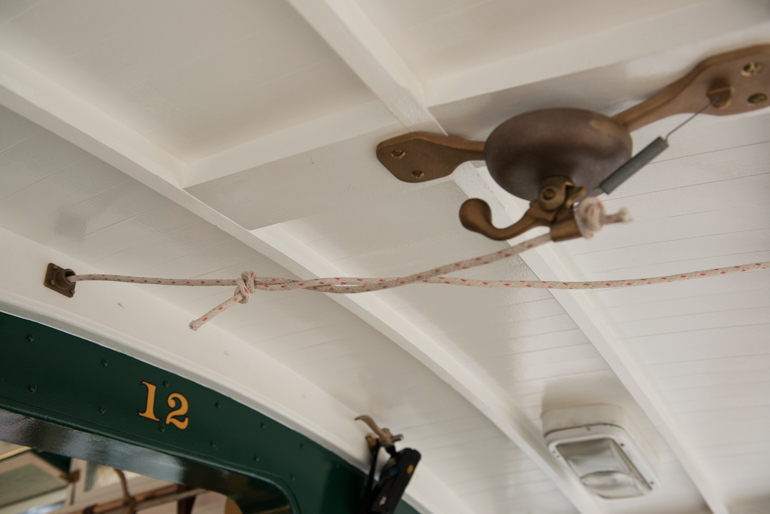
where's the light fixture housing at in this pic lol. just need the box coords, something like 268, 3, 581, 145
543, 405, 659, 499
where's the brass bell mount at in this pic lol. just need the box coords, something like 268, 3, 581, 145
375, 44, 770, 242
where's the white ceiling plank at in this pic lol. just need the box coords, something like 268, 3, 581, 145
425, 0, 770, 108
183, 99, 396, 187
252, 223, 601, 514
470, 171, 731, 514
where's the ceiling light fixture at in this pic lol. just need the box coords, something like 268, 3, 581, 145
543, 405, 658, 499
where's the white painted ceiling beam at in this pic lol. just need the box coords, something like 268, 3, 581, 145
0, 6, 732, 512
252, 224, 601, 514
0, 227, 470, 514
285, 2, 731, 513
0, 46, 474, 514
0, 5, 601, 514
284, 0, 441, 132
183, 99, 396, 188
425, 0, 770, 108
0, 44, 591, 513
278, 1, 607, 512
0, 51, 185, 189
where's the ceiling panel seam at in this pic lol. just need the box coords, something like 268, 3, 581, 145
183, 99, 396, 187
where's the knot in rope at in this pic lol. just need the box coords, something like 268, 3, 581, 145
575, 197, 631, 239
235, 271, 257, 304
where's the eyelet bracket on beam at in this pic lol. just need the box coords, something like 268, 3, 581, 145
44, 263, 76, 298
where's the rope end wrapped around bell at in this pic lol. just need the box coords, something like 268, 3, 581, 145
574, 198, 632, 239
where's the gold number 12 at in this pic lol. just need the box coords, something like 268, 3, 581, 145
139, 381, 189, 430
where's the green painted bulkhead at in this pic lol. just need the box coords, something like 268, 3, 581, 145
0, 311, 419, 514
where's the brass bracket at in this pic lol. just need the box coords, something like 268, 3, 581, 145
44, 263, 76, 298
376, 132, 484, 183
613, 44, 770, 131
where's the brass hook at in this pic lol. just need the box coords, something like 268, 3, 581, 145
459, 176, 586, 242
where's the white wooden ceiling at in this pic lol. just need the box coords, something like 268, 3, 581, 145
0, 1, 769, 513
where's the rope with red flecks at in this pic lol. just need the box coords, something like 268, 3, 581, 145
65, 199, 769, 330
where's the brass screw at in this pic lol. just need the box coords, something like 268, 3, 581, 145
541, 188, 556, 200
741, 62, 764, 77
391, 149, 406, 159
411, 170, 425, 179
748, 93, 767, 104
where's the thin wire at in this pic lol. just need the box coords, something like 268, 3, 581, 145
665, 95, 722, 140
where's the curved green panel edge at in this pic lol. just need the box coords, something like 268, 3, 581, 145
0, 311, 419, 514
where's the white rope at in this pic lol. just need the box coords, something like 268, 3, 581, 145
65, 201, 768, 331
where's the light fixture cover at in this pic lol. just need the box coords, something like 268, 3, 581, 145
543, 405, 659, 499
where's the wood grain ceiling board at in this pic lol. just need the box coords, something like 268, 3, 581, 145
276, 181, 712, 513
0, 0, 375, 160
353, 0, 706, 82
